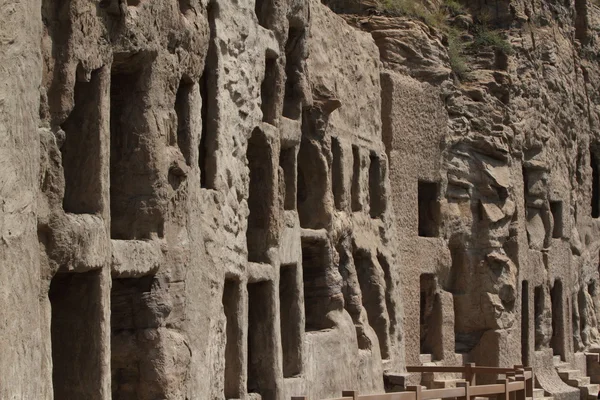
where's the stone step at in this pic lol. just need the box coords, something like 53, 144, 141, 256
565, 376, 591, 387
420, 354, 433, 364
554, 355, 563, 365
532, 388, 546, 398
580, 383, 599, 400
558, 369, 583, 382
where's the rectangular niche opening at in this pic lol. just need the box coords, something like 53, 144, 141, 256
174, 78, 193, 165
261, 54, 278, 125
199, 50, 217, 189
354, 250, 391, 359
110, 67, 164, 240
418, 180, 440, 237
521, 280, 530, 366
550, 280, 565, 360
550, 201, 563, 239
247, 281, 276, 399
351, 145, 361, 212
111, 275, 159, 399
282, 23, 304, 120
247, 128, 273, 263
297, 135, 328, 229
302, 237, 331, 331
279, 264, 302, 377
419, 273, 442, 360
592, 149, 599, 218
60, 68, 104, 215
369, 153, 385, 218
50, 270, 103, 400
280, 146, 296, 211
534, 286, 544, 350
223, 279, 242, 399
331, 137, 344, 211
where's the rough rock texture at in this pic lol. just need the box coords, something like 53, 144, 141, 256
6, 0, 600, 398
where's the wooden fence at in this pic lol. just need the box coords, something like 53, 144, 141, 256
292, 364, 534, 400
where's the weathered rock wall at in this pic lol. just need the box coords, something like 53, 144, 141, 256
6, 0, 600, 398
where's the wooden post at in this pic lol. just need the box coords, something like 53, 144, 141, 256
498, 378, 509, 400
457, 381, 470, 400
464, 362, 476, 386
516, 374, 526, 400
525, 367, 533, 398
291, 397, 308, 400
342, 390, 358, 399
408, 385, 423, 400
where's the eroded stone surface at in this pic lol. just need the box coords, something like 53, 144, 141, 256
5, 0, 600, 398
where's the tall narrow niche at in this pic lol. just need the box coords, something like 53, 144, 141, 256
247, 281, 277, 400
351, 145, 361, 212
419, 273, 442, 360
111, 275, 163, 399
521, 281, 530, 365
247, 128, 274, 263
174, 78, 193, 165
283, 21, 304, 120
199, 17, 218, 190
302, 237, 333, 331
297, 136, 328, 229
261, 54, 279, 125
280, 146, 296, 211
60, 67, 105, 215
369, 153, 385, 218
550, 280, 565, 359
354, 250, 391, 359
534, 286, 544, 350
331, 137, 344, 210
50, 271, 104, 400
592, 149, 599, 218
223, 280, 242, 399
279, 264, 302, 377
110, 64, 164, 240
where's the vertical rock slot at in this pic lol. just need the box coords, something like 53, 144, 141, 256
111, 275, 163, 400
369, 153, 385, 218
199, 7, 218, 190
60, 68, 104, 215
223, 279, 242, 399
418, 181, 440, 237
174, 79, 193, 165
419, 273, 442, 359
279, 264, 302, 377
301, 237, 332, 331
351, 145, 361, 211
247, 281, 276, 399
354, 250, 391, 359
534, 286, 544, 350
550, 201, 563, 238
279, 146, 296, 211
261, 55, 278, 125
550, 280, 565, 359
50, 270, 103, 400
297, 137, 328, 229
592, 150, 599, 218
521, 280, 530, 366
283, 23, 304, 120
247, 129, 273, 263
110, 66, 164, 240
331, 137, 344, 211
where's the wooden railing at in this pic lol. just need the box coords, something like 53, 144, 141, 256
292, 364, 534, 400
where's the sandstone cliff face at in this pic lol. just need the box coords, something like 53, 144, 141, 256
4, 0, 600, 398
